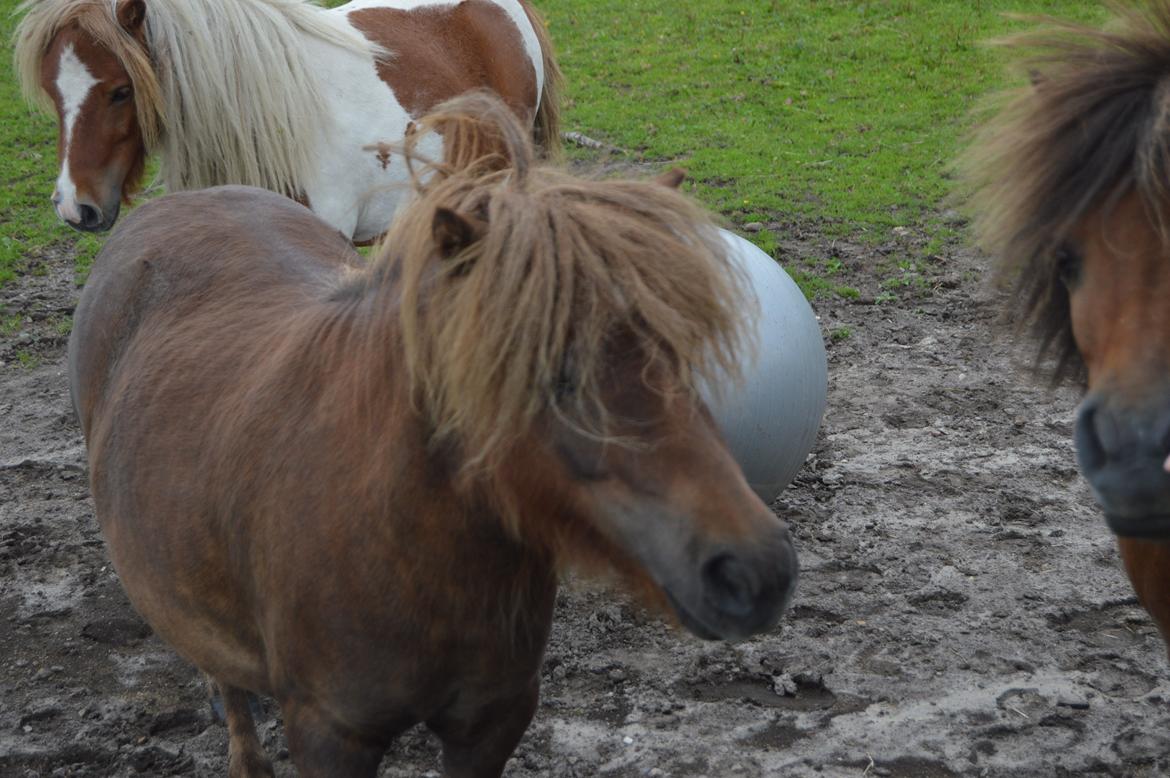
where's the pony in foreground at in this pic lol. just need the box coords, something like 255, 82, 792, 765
69, 95, 797, 777
14, 0, 560, 241
965, 1, 1170, 655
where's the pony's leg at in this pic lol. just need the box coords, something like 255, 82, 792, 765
428, 682, 540, 778
206, 674, 265, 723
211, 681, 275, 778
282, 702, 385, 778
1118, 537, 1170, 657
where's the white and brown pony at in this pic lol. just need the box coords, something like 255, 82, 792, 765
14, 0, 560, 241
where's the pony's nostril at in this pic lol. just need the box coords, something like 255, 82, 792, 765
1157, 412, 1170, 462
1075, 399, 1108, 472
78, 204, 102, 230
1093, 406, 1123, 456
702, 553, 758, 618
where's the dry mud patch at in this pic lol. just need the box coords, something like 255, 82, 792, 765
2, 234, 1170, 777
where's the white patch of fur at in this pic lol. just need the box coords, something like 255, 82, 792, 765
141, 0, 384, 196
297, 20, 438, 241
306, 0, 544, 240
53, 43, 97, 223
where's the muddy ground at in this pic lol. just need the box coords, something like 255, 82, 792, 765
3, 223, 1170, 778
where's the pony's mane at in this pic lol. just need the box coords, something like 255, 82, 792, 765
14, 0, 381, 196
379, 93, 749, 470
962, 1, 1170, 382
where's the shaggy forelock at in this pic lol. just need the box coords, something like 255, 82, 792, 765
380, 93, 751, 470
963, 0, 1170, 383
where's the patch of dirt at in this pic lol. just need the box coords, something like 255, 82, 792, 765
3, 225, 1170, 777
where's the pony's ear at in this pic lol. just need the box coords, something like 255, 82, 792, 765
432, 207, 486, 259
654, 168, 687, 189
116, 0, 146, 33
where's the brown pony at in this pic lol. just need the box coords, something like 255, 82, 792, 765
964, 2, 1170, 653
14, 0, 561, 242
68, 94, 797, 777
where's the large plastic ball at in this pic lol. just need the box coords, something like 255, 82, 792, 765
699, 229, 828, 503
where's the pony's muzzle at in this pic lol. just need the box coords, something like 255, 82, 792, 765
1076, 393, 1170, 537
54, 190, 116, 233
679, 527, 798, 642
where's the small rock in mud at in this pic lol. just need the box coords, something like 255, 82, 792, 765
19, 702, 62, 726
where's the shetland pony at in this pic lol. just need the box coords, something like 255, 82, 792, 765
965, 1, 1170, 654
68, 95, 797, 777
14, 0, 560, 241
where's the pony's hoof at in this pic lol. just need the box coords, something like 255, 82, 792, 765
229, 748, 275, 778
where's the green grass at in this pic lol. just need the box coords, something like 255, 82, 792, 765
1, 0, 102, 288
541, 0, 1103, 238
1, 0, 1105, 292
15, 348, 40, 368
787, 268, 860, 302
0, 312, 21, 336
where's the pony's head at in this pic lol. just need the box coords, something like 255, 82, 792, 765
965, 2, 1170, 538
383, 93, 797, 640
14, 0, 161, 231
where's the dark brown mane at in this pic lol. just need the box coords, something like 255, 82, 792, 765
963, 1, 1170, 382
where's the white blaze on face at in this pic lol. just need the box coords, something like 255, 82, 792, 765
53, 43, 99, 224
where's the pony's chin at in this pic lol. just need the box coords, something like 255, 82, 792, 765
663, 590, 726, 642
95, 201, 121, 232
1105, 513, 1170, 539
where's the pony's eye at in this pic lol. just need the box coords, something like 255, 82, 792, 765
556, 437, 610, 482
1054, 243, 1083, 287
110, 85, 133, 105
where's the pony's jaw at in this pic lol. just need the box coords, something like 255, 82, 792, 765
588, 491, 798, 642
500, 399, 799, 641
559, 406, 799, 642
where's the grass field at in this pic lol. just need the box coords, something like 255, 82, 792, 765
1, 0, 1104, 299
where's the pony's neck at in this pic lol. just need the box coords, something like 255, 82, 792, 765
145, 0, 376, 195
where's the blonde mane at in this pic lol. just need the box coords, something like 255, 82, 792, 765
14, 0, 381, 196
378, 94, 750, 469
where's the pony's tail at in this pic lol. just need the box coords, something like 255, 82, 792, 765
521, 1, 563, 159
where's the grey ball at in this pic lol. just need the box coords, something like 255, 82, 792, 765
700, 229, 827, 503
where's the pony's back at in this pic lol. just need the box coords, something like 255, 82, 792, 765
68, 186, 356, 435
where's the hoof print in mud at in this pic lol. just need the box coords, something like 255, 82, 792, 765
681, 672, 839, 712
80, 617, 152, 646
128, 743, 195, 775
